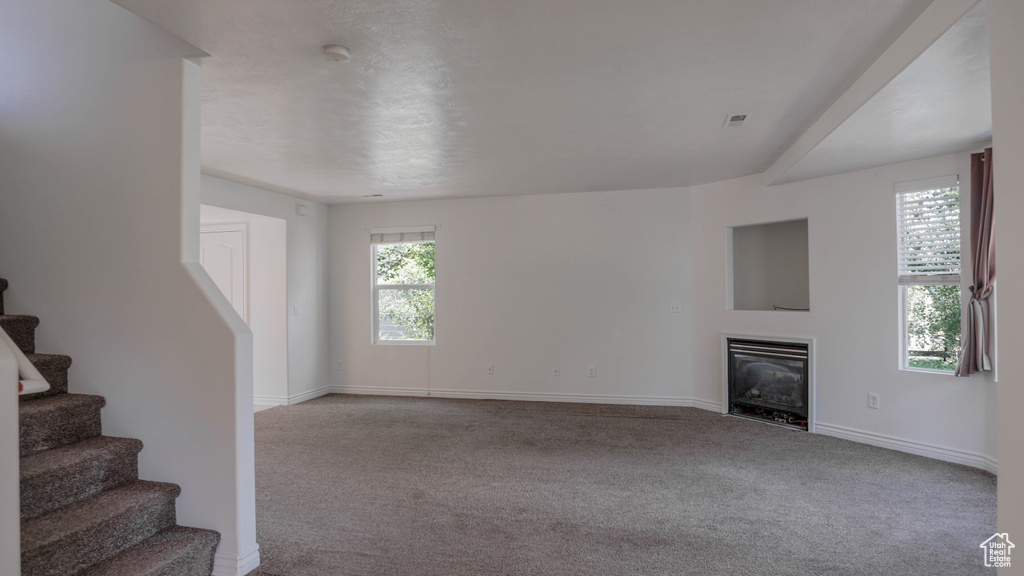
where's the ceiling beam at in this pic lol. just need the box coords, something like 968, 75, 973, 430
764, 0, 981, 186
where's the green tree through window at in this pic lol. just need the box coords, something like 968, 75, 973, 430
897, 183, 961, 372
906, 285, 961, 371
375, 242, 435, 342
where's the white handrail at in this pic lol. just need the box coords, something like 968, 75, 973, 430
0, 326, 49, 395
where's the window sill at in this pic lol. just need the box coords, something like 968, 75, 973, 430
900, 367, 955, 376
374, 340, 436, 346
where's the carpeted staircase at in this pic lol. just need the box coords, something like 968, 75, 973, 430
2, 278, 221, 576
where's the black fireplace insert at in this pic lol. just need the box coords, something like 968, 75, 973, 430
728, 338, 809, 430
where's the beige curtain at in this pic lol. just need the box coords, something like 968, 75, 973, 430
956, 148, 995, 376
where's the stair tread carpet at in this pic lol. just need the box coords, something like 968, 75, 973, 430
21, 353, 73, 399
0, 313, 39, 354
19, 393, 105, 457
25, 352, 73, 369
77, 526, 221, 576
21, 436, 143, 520
21, 481, 181, 576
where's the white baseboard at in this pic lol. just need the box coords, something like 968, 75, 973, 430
251, 395, 286, 406
815, 421, 997, 474
253, 386, 333, 407
689, 398, 724, 412
283, 386, 334, 405
328, 385, 721, 409
213, 545, 260, 576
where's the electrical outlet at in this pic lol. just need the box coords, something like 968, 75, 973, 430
293, 305, 299, 316
335, 361, 342, 371
669, 302, 683, 313
868, 393, 880, 409
553, 366, 561, 377
588, 365, 596, 378
486, 363, 494, 375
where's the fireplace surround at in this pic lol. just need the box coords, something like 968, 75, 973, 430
723, 335, 815, 432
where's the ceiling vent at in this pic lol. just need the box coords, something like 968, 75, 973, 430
723, 114, 748, 128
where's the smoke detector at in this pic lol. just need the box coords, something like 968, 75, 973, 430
723, 114, 748, 128
322, 45, 351, 62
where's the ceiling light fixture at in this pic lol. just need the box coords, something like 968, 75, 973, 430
322, 44, 351, 62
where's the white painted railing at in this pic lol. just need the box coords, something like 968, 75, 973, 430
0, 327, 49, 395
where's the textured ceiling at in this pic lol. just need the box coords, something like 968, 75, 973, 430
778, 1, 990, 184
111, 0, 960, 202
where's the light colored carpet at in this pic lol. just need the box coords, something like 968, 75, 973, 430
250, 395, 995, 576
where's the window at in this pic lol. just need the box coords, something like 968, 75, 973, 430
896, 178, 962, 372
371, 227, 435, 344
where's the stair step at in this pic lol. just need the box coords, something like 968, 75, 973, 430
0, 277, 7, 314
0, 313, 39, 354
20, 394, 105, 457
77, 526, 220, 576
19, 353, 74, 400
21, 481, 181, 576
21, 436, 143, 520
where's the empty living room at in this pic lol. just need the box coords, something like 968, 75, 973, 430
2, 1, 1024, 576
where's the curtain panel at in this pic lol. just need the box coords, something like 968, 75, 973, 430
956, 147, 995, 377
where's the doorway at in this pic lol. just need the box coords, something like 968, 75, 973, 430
200, 205, 288, 409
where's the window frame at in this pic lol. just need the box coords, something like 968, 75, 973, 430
370, 228, 436, 346
895, 177, 964, 374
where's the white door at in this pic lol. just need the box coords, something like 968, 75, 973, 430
200, 226, 248, 325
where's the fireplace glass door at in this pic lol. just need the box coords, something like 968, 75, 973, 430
728, 339, 809, 430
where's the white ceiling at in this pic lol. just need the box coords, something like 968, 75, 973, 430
777, 1, 990, 184
110, 0, 989, 202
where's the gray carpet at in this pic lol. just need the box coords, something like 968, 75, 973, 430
250, 395, 996, 576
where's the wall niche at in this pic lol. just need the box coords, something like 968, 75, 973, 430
729, 218, 809, 312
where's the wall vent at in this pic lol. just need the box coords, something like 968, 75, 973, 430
724, 114, 748, 128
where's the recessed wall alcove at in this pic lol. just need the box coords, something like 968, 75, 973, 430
728, 218, 810, 311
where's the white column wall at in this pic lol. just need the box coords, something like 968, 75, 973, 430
989, 1, 1024, 571
0, 2, 256, 574
0, 341, 18, 576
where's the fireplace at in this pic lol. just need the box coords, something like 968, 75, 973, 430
727, 338, 810, 431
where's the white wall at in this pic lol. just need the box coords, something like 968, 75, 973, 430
691, 152, 998, 471
201, 175, 331, 403
0, 2, 256, 574
201, 206, 289, 405
731, 219, 810, 311
0, 338, 18, 576
989, 0, 1024, 568
329, 188, 697, 406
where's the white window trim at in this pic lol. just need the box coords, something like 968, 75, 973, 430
895, 177, 963, 374
370, 232, 436, 346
